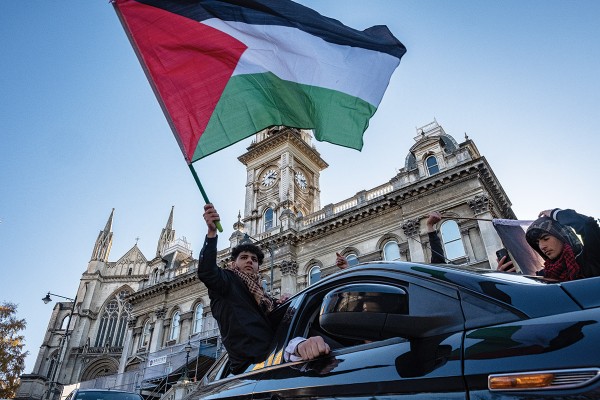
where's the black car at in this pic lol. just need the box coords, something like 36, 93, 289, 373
64, 389, 143, 400
187, 262, 600, 399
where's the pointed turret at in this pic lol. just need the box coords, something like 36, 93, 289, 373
91, 209, 114, 262
156, 206, 175, 257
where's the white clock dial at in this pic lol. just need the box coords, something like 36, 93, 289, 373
295, 171, 307, 189
261, 169, 278, 187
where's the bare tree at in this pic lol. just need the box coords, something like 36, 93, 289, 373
0, 302, 27, 398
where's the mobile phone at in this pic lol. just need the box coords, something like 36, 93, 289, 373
496, 248, 511, 262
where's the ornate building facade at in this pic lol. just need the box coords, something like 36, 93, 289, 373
18, 121, 515, 399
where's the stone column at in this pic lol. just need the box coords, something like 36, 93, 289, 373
150, 307, 167, 351
460, 228, 475, 262
116, 319, 137, 386
280, 261, 298, 296
402, 218, 424, 262
468, 195, 503, 267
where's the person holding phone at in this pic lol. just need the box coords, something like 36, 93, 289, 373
498, 208, 600, 281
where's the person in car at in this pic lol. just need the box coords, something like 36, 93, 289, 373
199, 203, 330, 373
498, 208, 600, 281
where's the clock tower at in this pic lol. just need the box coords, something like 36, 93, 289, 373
238, 126, 328, 237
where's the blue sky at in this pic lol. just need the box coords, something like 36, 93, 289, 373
1, 1, 599, 373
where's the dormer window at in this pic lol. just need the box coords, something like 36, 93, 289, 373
426, 155, 439, 175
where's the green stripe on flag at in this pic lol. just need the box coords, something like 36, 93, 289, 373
193, 72, 376, 161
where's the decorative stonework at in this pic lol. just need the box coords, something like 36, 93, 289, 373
401, 218, 420, 237
468, 194, 492, 215
155, 306, 167, 320
280, 261, 298, 276
127, 318, 137, 329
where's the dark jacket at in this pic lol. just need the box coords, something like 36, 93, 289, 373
526, 209, 600, 279
197, 236, 274, 374
428, 231, 446, 264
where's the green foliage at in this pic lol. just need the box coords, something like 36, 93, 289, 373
0, 302, 28, 398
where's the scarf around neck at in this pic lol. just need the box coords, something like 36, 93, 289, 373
229, 267, 275, 313
543, 243, 582, 281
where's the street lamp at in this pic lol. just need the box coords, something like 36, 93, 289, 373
242, 233, 275, 293
179, 340, 193, 383
42, 291, 77, 400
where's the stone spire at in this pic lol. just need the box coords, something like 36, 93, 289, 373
156, 206, 175, 257
91, 209, 114, 262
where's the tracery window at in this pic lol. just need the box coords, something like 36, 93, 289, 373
426, 155, 439, 175
94, 290, 132, 348
440, 220, 466, 260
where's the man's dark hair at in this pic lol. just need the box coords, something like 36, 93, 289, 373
231, 243, 265, 265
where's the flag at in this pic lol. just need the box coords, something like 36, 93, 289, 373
492, 219, 544, 275
113, 0, 406, 163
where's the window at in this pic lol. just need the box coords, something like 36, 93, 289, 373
47, 351, 58, 378
308, 266, 321, 286
140, 320, 151, 349
152, 269, 160, 284
60, 315, 70, 330
426, 155, 439, 175
193, 304, 203, 334
94, 290, 132, 347
346, 253, 359, 267
264, 208, 274, 231
440, 220, 466, 260
169, 311, 180, 341
383, 241, 401, 261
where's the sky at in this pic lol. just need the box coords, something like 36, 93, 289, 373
1, 0, 599, 374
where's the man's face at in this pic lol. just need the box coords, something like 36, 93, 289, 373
233, 251, 259, 274
537, 233, 564, 260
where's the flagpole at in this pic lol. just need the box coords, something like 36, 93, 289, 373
189, 164, 223, 233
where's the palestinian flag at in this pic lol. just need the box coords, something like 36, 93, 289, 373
113, 0, 406, 163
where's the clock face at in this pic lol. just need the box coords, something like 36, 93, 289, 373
261, 169, 278, 187
295, 171, 308, 189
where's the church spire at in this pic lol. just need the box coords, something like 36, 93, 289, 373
91, 209, 114, 262
156, 206, 175, 257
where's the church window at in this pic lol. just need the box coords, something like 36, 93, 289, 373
383, 240, 401, 261
169, 311, 181, 342
193, 304, 203, 334
264, 208, 274, 231
60, 315, 70, 330
94, 290, 132, 348
346, 253, 359, 267
426, 155, 439, 175
46, 351, 58, 379
152, 269, 160, 284
440, 220, 466, 260
308, 266, 321, 286
140, 320, 151, 349
127, 268, 132, 276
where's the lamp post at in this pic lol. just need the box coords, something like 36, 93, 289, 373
183, 341, 193, 382
242, 233, 275, 293
42, 292, 77, 400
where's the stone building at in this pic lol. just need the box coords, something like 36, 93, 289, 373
17, 121, 515, 399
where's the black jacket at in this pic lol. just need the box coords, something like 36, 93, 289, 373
553, 209, 600, 278
198, 236, 274, 374
428, 231, 446, 264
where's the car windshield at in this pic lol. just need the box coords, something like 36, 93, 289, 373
74, 392, 142, 400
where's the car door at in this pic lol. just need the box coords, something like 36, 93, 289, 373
252, 272, 468, 399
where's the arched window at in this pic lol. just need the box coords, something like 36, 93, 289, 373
346, 253, 359, 267
94, 290, 132, 348
440, 220, 466, 260
383, 240, 401, 261
426, 155, 439, 175
193, 304, 203, 334
140, 320, 151, 349
47, 351, 58, 379
60, 315, 70, 330
264, 208, 274, 231
169, 311, 180, 342
308, 266, 321, 286
152, 269, 160, 284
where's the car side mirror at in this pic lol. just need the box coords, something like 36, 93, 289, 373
320, 283, 462, 341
